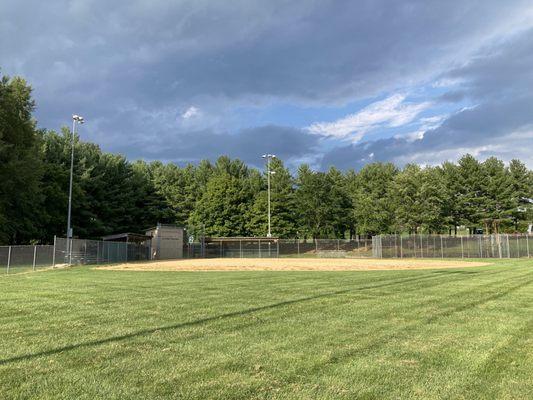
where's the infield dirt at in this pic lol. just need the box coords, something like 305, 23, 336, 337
99, 258, 491, 272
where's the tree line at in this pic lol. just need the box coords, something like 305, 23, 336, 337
1, 75, 532, 244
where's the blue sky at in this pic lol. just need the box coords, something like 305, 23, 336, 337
1, 0, 532, 170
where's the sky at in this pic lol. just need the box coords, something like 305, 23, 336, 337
1, 0, 533, 170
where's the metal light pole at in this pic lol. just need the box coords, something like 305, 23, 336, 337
262, 154, 276, 237
67, 114, 84, 265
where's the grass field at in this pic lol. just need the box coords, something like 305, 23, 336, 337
1, 259, 532, 399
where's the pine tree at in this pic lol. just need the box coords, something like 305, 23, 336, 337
246, 158, 297, 237
349, 163, 397, 236
0, 76, 44, 243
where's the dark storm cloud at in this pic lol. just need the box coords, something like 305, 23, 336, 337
1, 0, 532, 166
322, 28, 533, 170
118, 125, 319, 168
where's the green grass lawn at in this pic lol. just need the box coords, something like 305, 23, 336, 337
1, 259, 532, 399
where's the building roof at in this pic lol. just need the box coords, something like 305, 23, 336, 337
102, 233, 152, 242
204, 237, 279, 242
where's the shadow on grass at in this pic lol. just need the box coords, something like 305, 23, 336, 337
0, 273, 448, 366
431, 270, 481, 275
0, 268, 521, 367
289, 272, 533, 379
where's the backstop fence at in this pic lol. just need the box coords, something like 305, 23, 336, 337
184, 237, 385, 259
373, 234, 532, 259
2, 234, 530, 274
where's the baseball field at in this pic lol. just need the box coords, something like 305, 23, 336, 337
1, 258, 532, 399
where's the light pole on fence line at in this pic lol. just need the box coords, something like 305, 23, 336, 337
262, 154, 276, 238
67, 114, 85, 265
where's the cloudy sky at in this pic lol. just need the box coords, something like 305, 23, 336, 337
2, 0, 533, 169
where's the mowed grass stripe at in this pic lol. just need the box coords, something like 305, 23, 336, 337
0, 260, 531, 399
0, 265, 511, 361
0, 269, 470, 363
0, 265, 524, 363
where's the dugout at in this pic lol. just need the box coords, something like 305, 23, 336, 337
101, 233, 152, 262
203, 237, 279, 258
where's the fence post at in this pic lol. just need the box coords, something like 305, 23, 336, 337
276, 240, 279, 258
315, 239, 318, 253
52, 235, 56, 268
258, 239, 261, 258
516, 235, 520, 258
83, 240, 86, 264
297, 239, 300, 256
507, 234, 511, 258
240, 240, 242, 258
32, 245, 37, 271
400, 235, 403, 258
461, 236, 464, 259
440, 236, 444, 258
526, 235, 530, 258
7, 246, 12, 274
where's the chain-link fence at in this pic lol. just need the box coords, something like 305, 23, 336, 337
374, 234, 532, 259
1, 237, 151, 274
3, 234, 530, 274
0, 245, 55, 274
183, 238, 376, 259
54, 237, 150, 266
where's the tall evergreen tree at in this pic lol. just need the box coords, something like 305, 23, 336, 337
246, 157, 297, 237
480, 157, 514, 233
348, 163, 397, 236
0, 75, 44, 243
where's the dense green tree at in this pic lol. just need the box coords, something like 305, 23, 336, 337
0, 76, 44, 243
392, 165, 447, 233
348, 163, 397, 236
294, 165, 349, 238
246, 158, 298, 237
480, 157, 514, 233
508, 159, 533, 231
189, 157, 257, 236
456, 154, 486, 233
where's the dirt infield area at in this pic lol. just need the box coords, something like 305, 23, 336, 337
99, 258, 490, 272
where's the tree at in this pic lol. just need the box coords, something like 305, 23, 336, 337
189, 156, 256, 236
294, 165, 348, 238
456, 154, 485, 233
441, 161, 462, 234
246, 157, 297, 237
0, 75, 44, 243
480, 157, 514, 233
348, 163, 397, 236
392, 165, 447, 234
508, 159, 533, 231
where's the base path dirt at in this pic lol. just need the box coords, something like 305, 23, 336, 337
99, 257, 491, 272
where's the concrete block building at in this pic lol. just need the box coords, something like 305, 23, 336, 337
145, 224, 184, 260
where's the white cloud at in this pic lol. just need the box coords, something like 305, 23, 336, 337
181, 106, 200, 119
306, 94, 431, 142
394, 114, 448, 142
